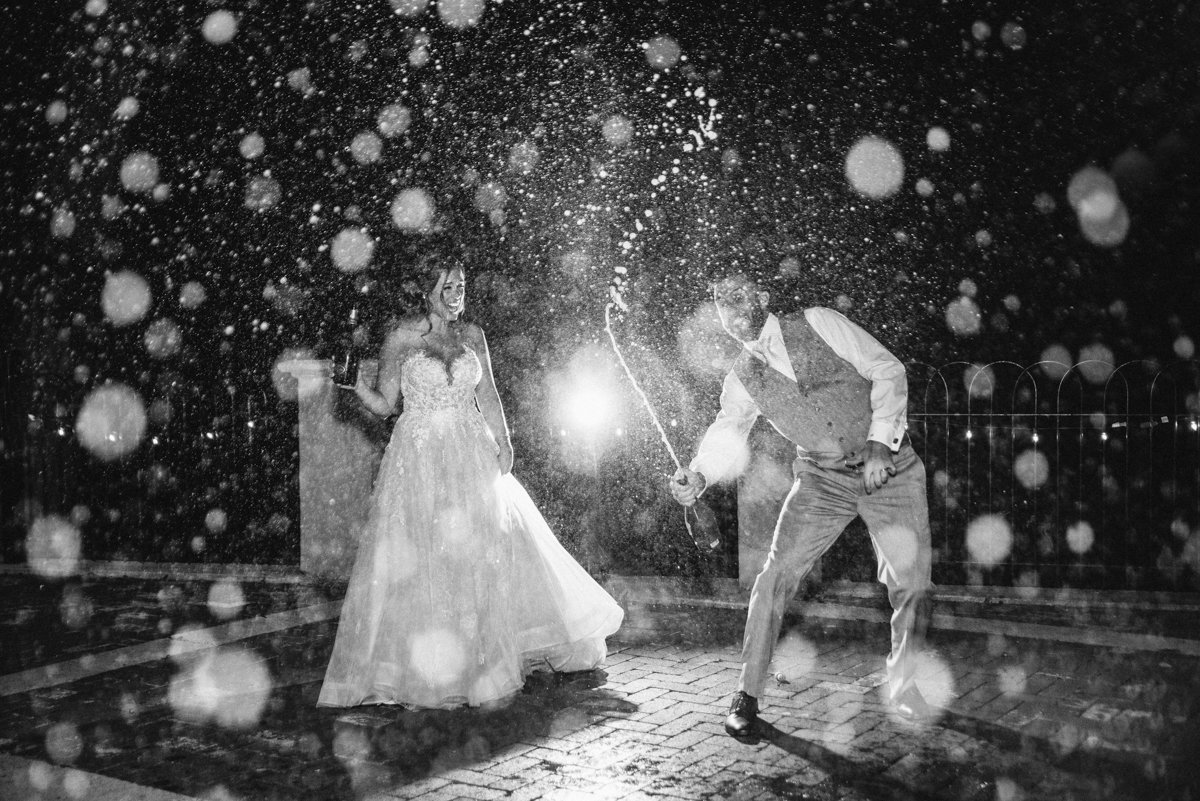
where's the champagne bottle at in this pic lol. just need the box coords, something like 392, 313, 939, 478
331, 307, 360, 389
676, 473, 721, 551
684, 499, 721, 551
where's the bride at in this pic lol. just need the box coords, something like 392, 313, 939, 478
317, 259, 624, 709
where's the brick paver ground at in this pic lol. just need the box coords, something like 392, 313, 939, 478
1, 573, 1198, 800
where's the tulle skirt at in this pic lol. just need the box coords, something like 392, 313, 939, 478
317, 408, 623, 709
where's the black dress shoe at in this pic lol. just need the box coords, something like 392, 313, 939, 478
724, 691, 758, 738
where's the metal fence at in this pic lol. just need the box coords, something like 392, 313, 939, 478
1, 352, 297, 565
907, 359, 1200, 590
3, 355, 1199, 590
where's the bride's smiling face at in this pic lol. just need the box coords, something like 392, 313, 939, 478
428, 267, 466, 321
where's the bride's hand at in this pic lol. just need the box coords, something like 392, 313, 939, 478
498, 440, 514, 475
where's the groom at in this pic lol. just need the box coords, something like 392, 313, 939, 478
671, 269, 934, 738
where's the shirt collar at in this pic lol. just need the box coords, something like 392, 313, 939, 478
745, 313, 782, 352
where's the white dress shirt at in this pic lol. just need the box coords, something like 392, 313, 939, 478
690, 309, 908, 484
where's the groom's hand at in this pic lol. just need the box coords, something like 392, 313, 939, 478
863, 441, 896, 494
669, 468, 706, 507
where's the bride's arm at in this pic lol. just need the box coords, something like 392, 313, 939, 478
467, 324, 514, 474
354, 327, 415, 417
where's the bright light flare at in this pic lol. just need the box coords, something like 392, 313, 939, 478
550, 344, 624, 438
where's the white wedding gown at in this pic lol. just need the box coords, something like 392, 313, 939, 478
318, 347, 624, 709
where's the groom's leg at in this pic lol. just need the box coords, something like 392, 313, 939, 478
857, 444, 934, 702
739, 461, 857, 698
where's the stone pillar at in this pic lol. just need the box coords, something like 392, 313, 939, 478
277, 359, 388, 580
736, 420, 822, 591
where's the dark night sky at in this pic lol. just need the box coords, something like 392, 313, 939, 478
2, 0, 1199, 568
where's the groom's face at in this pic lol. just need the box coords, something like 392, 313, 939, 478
712, 275, 769, 343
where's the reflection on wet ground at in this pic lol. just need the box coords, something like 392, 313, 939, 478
1, 572, 1198, 800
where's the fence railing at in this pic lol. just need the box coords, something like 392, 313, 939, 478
1, 354, 297, 566
3, 356, 1198, 590
907, 359, 1200, 590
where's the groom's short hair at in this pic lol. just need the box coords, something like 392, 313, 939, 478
707, 261, 777, 295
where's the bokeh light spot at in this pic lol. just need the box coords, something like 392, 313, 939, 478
1038, 344, 1072, 380
473, 182, 507, 213
377, 103, 412, 137
390, 188, 435, 233
51, 206, 76, 239
349, 131, 383, 164
271, 347, 316, 401
1013, 449, 1050, 490
507, 140, 539, 175
997, 665, 1027, 696
179, 281, 208, 309
200, 10, 238, 44
238, 131, 264, 159
602, 114, 634, 147
926, 126, 950, 152
243, 174, 282, 210
207, 580, 245, 621
844, 135, 904, 199
330, 227, 376, 273
1077, 343, 1115, 385
644, 35, 681, 70
144, 318, 183, 360
437, 0, 485, 29
944, 296, 982, 337
44, 722, 84, 765
1065, 521, 1095, 555
119, 151, 160, 193
26, 515, 82, 578
168, 646, 272, 729
963, 363, 996, 399
101, 270, 152, 327
76, 383, 148, 461
965, 514, 1013, 566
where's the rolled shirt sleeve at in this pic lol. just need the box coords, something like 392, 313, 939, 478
805, 307, 909, 452
689, 368, 760, 486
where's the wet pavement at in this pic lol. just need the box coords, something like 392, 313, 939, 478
1, 570, 1198, 800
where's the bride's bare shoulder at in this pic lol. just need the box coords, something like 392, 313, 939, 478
382, 317, 427, 354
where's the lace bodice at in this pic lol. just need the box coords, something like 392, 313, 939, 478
399, 348, 483, 413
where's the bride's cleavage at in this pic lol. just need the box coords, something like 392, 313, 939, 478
417, 346, 470, 377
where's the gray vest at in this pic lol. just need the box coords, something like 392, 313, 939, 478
732, 311, 872, 469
